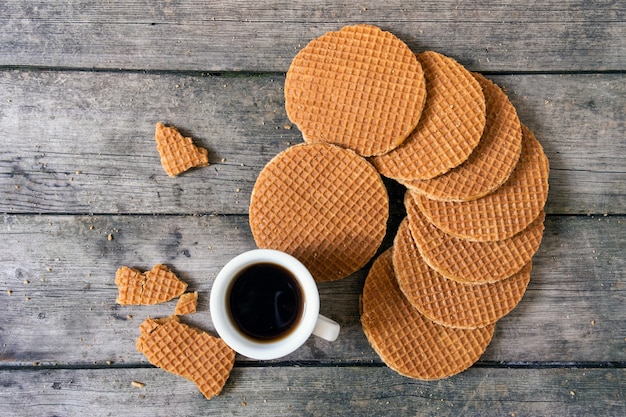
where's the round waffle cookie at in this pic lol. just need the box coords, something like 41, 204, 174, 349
370, 51, 486, 181
393, 218, 532, 329
402, 73, 523, 201
416, 124, 549, 242
249, 142, 389, 282
284, 24, 426, 157
361, 248, 495, 380
405, 192, 545, 283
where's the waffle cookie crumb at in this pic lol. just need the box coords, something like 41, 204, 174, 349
131, 381, 145, 389
174, 291, 199, 315
155, 122, 209, 177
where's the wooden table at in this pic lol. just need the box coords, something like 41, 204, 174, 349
1, 1, 624, 415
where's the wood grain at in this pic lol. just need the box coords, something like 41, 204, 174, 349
1, 214, 623, 365
1, 71, 624, 215
1, 2, 624, 415
1, 0, 624, 72
0, 367, 623, 416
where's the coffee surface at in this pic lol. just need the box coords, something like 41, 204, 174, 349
228, 263, 303, 341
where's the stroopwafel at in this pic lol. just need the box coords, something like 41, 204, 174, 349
405, 192, 545, 283
174, 291, 199, 315
249, 142, 389, 282
393, 218, 532, 329
136, 316, 235, 400
370, 51, 486, 180
115, 264, 188, 305
155, 122, 209, 177
402, 72, 522, 201
361, 249, 494, 379
285, 24, 426, 157
415, 124, 549, 241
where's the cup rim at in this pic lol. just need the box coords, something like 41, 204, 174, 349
210, 249, 320, 360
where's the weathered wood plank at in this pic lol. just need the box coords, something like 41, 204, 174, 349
1, 0, 624, 72
1, 2, 622, 416
1, 214, 624, 365
0, 366, 623, 416
1, 71, 624, 215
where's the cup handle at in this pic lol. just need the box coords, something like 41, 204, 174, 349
312, 314, 340, 342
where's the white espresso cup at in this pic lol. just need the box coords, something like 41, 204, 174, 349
210, 249, 340, 360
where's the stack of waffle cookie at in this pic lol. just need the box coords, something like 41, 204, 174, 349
249, 24, 549, 379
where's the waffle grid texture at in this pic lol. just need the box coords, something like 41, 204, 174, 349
155, 122, 209, 177
115, 264, 187, 305
136, 317, 235, 400
249, 143, 388, 282
416, 124, 549, 242
403, 73, 523, 201
370, 51, 486, 181
285, 24, 426, 157
393, 218, 532, 329
174, 291, 198, 315
360, 249, 495, 379
405, 192, 545, 283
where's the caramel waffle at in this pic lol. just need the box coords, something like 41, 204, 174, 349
405, 192, 545, 283
370, 51, 486, 180
155, 122, 209, 177
174, 291, 198, 315
361, 249, 494, 379
393, 218, 532, 329
249, 143, 388, 282
416, 124, 549, 241
115, 264, 187, 305
285, 24, 426, 157
136, 316, 235, 400
402, 73, 522, 201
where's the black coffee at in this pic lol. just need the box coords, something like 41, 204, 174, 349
228, 263, 303, 341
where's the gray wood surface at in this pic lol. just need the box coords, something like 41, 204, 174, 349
1, 0, 624, 72
1, 1, 624, 415
1, 71, 624, 215
1, 367, 624, 417
1, 214, 624, 365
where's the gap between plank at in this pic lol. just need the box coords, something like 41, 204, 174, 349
0, 65, 624, 77
0, 361, 624, 372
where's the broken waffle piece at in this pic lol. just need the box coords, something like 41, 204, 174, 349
114, 266, 145, 305
174, 291, 199, 315
155, 122, 209, 177
136, 316, 235, 400
115, 264, 188, 305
